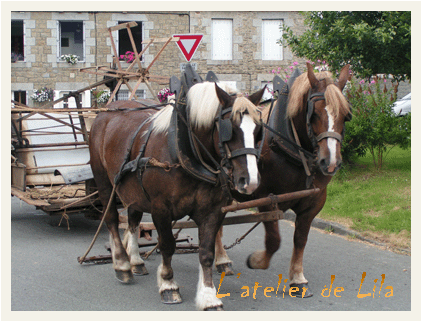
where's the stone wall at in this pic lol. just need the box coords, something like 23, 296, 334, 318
14, 11, 408, 105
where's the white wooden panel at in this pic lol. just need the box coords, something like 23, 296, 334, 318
262, 20, 282, 61
212, 19, 232, 60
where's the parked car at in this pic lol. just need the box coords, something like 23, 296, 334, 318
392, 93, 411, 116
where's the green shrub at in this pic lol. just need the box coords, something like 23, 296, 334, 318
342, 77, 411, 169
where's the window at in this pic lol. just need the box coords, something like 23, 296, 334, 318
212, 19, 232, 60
116, 89, 145, 101
118, 21, 143, 61
11, 20, 24, 61
58, 21, 84, 61
262, 20, 283, 61
13, 91, 27, 105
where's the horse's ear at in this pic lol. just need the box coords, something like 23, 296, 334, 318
337, 64, 350, 90
215, 82, 234, 108
306, 62, 318, 89
248, 85, 266, 106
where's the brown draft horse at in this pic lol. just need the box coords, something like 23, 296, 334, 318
89, 81, 265, 310
215, 63, 351, 297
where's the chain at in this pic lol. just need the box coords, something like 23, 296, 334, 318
223, 222, 261, 250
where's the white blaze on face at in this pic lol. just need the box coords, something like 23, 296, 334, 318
240, 115, 259, 193
326, 107, 338, 172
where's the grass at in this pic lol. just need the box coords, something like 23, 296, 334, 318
319, 146, 411, 250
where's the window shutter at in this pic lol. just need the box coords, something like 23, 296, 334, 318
262, 20, 282, 61
212, 19, 232, 60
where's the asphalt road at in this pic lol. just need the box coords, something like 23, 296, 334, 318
9, 196, 411, 316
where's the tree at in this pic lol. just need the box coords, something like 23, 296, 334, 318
342, 77, 411, 169
282, 12, 411, 81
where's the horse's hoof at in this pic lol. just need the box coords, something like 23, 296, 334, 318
289, 283, 313, 298
216, 263, 234, 275
161, 289, 182, 304
115, 270, 134, 284
132, 264, 148, 276
205, 305, 224, 311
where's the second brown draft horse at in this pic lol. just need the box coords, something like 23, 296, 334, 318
215, 63, 351, 297
89, 81, 265, 310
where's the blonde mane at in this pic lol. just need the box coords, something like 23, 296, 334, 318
150, 81, 260, 134
286, 71, 350, 119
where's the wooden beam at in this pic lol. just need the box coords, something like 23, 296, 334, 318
145, 37, 174, 73
141, 37, 179, 44
221, 189, 321, 213
108, 21, 137, 32
11, 187, 51, 207
136, 211, 283, 231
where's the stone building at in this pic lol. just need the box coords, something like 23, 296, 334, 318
11, 11, 307, 106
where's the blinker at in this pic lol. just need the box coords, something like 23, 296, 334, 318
219, 118, 233, 143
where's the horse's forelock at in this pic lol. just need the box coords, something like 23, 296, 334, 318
324, 84, 350, 118
231, 96, 261, 125
286, 71, 348, 119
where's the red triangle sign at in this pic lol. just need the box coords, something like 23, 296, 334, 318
173, 34, 203, 62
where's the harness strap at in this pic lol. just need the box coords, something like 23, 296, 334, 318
114, 117, 151, 185
316, 131, 343, 142
291, 120, 312, 178
229, 148, 260, 159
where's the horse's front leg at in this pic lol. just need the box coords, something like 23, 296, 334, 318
196, 216, 224, 311
122, 207, 148, 276
289, 196, 325, 298
246, 206, 281, 270
214, 227, 234, 275
154, 212, 182, 304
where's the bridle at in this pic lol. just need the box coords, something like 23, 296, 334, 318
216, 105, 265, 171
306, 90, 348, 150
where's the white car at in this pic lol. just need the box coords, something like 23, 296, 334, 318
393, 93, 411, 116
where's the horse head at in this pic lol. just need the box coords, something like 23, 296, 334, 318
289, 63, 351, 176
214, 83, 265, 194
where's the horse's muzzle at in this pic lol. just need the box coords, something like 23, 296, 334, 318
235, 173, 260, 195
318, 157, 342, 176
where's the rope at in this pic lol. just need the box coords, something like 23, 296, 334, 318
78, 184, 117, 264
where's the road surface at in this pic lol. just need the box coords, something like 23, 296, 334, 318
9, 196, 412, 317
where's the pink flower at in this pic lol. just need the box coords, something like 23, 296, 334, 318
272, 69, 276, 73
359, 80, 365, 85
293, 61, 299, 66
370, 80, 376, 84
